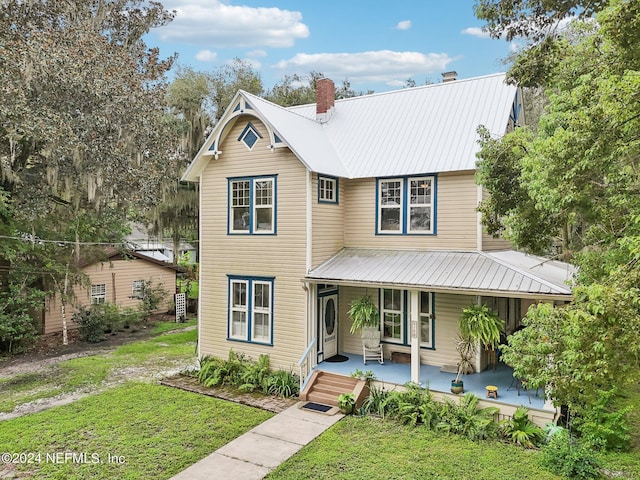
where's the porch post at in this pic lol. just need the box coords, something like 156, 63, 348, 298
410, 290, 420, 384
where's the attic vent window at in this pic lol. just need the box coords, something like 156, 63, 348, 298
238, 122, 262, 150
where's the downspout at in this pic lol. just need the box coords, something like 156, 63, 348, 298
305, 169, 314, 359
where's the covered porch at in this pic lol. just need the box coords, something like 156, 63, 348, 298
313, 354, 556, 425
315, 354, 547, 410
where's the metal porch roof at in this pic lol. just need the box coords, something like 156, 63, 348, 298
305, 248, 575, 299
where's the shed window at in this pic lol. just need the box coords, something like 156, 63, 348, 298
91, 284, 106, 304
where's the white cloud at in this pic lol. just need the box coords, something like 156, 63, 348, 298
274, 50, 452, 85
195, 49, 217, 61
461, 27, 491, 39
396, 20, 411, 30
159, 0, 309, 48
247, 49, 268, 58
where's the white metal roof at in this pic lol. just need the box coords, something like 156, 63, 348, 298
183, 73, 517, 181
305, 248, 575, 298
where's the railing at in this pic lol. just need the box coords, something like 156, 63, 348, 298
297, 337, 316, 391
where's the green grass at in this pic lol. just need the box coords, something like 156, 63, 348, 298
267, 417, 562, 480
0, 382, 272, 479
149, 318, 197, 335
267, 411, 640, 480
0, 329, 197, 413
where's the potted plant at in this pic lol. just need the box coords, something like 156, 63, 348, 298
451, 304, 502, 394
337, 392, 356, 414
348, 295, 380, 334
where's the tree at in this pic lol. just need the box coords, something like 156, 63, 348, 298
0, 0, 177, 343
476, 0, 640, 445
209, 58, 263, 122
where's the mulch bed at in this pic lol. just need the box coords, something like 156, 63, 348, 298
160, 374, 298, 413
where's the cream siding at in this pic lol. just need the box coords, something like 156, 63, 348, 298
311, 173, 345, 268
344, 172, 479, 250
44, 258, 176, 334
198, 116, 308, 370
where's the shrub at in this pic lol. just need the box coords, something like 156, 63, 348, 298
571, 388, 631, 451
267, 370, 299, 398
437, 393, 500, 441
499, 406, 545, 448
72, 305, 106, 343
0, 284, 43, 353
137, 280, 168, 321
239, 354, 271, 393
196, 351, 299, 398
120, 306, 142, 329
362, 386, 394, 418
539, 428, 601, 479
91, 302, 122, 333
394, 383, 440, 428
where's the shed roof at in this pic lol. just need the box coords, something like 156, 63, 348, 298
183, 73, 518, 181
305, 248, 575, 299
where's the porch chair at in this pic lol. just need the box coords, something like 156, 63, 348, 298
362, 327, 384, 365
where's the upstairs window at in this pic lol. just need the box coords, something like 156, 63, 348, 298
318, 176, 338, 204
377, 175, 435, 235
229, 176, 276, 234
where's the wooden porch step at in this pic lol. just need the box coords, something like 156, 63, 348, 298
300, 371, 368, 408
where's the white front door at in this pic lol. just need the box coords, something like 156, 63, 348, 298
321, 294, 338, 359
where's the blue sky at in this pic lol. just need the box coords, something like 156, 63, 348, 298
147, 0, 518, 93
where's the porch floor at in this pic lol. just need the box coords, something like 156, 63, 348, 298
315, 354, 550, 411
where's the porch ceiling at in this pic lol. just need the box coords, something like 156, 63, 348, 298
305, 248, 575, 299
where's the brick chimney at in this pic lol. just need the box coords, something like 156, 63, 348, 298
441, 71, 458, 83
316, 77, 335, 123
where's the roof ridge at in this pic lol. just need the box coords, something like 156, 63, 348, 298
240, 90, 318, 123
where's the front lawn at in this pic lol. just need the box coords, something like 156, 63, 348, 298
0, 382, 272, 479
267, 416, 562, 480
0, 324, 197, 413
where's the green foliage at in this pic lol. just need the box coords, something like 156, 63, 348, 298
350, 369, 376, 382
499, 406, 545, 448
72, 305, 106, 343
197, 351, 299, 398
395, 383, 440, 428
348, 295, 380, 334
437, 393, 500, 441
540, 428, 602, 479
72, 302, 145, 343
458, 304, 502, 349
337, 392, 356, 414
137, 280, 169, 321
267, 370, 300, 398
0, 284, 43, 353
572, 389, 632, 452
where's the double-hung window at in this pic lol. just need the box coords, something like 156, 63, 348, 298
381, 288, 404, 343
229, 176, 276, 234
377, 175, 435, 234
318, 176, 338, 204
379, 289, 435, 348
91, 284, 106, 304
228, 276, 274, 345
419, 291, 433, 348
132, 280, 145, 299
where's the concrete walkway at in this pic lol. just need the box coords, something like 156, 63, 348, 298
170, 403, 344, 480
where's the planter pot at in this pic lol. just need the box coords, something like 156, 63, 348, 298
450, 379, 464, 394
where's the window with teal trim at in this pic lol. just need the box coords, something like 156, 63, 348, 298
377, 175, 435, 234
229, 176, 276, 234
228, 276, 273, 344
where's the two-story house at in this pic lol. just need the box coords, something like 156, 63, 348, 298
182, 73, 573, 418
